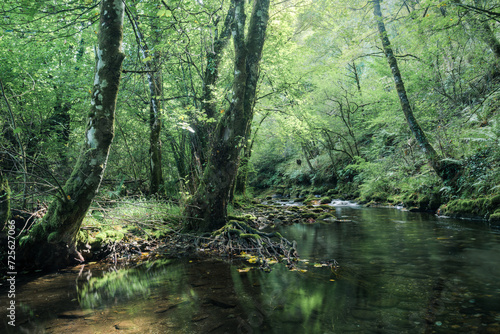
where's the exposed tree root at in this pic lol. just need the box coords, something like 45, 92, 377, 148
154, 220, 300, 271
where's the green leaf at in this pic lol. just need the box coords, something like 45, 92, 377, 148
157, 8, 171, 17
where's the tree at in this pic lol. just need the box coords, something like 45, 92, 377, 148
126, 7, 164, 195
185, 0, 271, 232
373, 0, 460, 184
19, 0, 125, 268
190, 1, 236, 176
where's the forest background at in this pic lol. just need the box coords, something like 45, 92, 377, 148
0, 0, 499, 268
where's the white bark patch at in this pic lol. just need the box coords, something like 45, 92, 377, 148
96, 48, 105, 72
96, 105, 103, 110
101, 79, 108, 88
235, 70, 240, 76
223, 127, 231, 141
87, 127, 98, 149
94, 73, 100, 86
113, 0, 125, 23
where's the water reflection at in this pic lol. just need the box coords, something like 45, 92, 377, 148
2, 207, 500, 333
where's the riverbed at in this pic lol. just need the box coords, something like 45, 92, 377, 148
2, 205, 500, 333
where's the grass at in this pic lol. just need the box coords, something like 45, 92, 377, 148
79, 196, 183, 246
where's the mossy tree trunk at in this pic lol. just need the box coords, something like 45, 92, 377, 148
19, 0, 125, 269
373, 0, 460, 184
185, 0, 270, 232
189, 1, 235, 181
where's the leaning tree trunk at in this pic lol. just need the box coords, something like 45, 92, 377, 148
185, 0, 270, 232
19, 0, 125, 269
373, 0, 460, 183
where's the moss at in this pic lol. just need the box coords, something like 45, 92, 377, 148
489, 209, 500, 223
317, 213, 334, 220
47, 232, 59, 243
488, 195, 500, 208
319, 196, 332, 204
440, 195, 500, 219
240, 233, 261, 239
301, 212, 318, 219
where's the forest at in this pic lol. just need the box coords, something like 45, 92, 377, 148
2, 0, 500, 332
1, 0, 499, 269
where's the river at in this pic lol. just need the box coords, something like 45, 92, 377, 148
2, 204, 500, 333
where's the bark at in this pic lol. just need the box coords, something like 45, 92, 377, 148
185, 0, 270, 232
373, 0, 460, 183
190, 2, 236, 173
19, 0, 125, 269
149, 40, 164, 195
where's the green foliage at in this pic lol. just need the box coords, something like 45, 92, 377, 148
0, 174, 11, 226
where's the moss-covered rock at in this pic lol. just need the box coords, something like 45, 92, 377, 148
440, 195, 500, 220
319, 196, 332, 204
317, 213, 335, 220
489, 209, 500, 224
301, 212, 318, 219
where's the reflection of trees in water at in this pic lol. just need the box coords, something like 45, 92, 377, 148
77, 259, 184, 310
76, 209, 500, 332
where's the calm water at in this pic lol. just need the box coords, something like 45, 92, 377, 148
2, 206, 500, 333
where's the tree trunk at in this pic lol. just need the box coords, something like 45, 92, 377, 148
149, 43, 164, 196
19, 0, 125, 269
127, 10, 164, 195
185, 0, 270, 232
373, 0, 459, 183
190, 2, 236, 174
